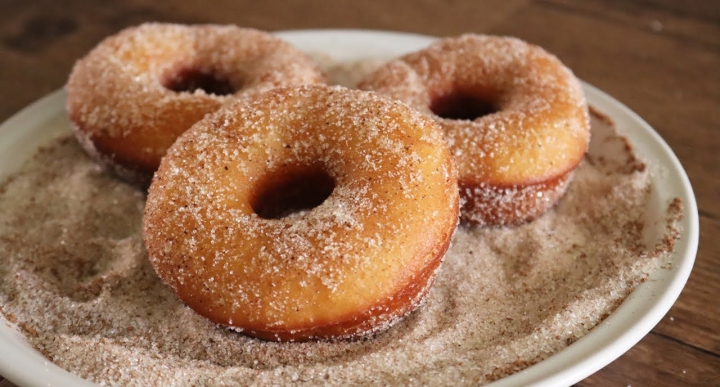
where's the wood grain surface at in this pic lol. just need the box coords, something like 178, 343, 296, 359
0, 0, 718, 386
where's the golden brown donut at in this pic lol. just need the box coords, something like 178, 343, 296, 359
359, 34, 591, 226
66, 23, 324, 186
142, 85, 459, 341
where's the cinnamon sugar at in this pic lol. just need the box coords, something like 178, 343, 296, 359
0, 59, 681, 386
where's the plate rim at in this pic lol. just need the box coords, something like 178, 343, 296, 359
0, 29, 699, 387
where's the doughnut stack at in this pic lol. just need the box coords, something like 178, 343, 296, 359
66, 23, 589, 341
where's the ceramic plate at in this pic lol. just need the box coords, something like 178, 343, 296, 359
0, 29, 699, 387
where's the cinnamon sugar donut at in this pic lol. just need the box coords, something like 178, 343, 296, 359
143, 85, 459, 341
360, 34, 591, 226
66, 23, 324, 185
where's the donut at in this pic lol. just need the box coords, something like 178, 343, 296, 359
66, 23, 324, 186
359, 34, 591, 226
142, 85, 459, 341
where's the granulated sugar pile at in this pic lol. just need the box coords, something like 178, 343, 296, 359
0, 59, 681, 386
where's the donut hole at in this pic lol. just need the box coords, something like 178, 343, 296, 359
430, 91, 499, 120
251, 168, 335, 219
163, 67, 237, 96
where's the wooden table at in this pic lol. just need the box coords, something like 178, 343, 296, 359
0, 1, 718, 386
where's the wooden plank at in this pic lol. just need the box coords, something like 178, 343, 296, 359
577, 332, 720, 387
546, 0, 720, 48
142, 0, 532, 35
625, 0, 720, 25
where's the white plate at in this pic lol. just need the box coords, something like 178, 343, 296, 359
0, 29, 699, 387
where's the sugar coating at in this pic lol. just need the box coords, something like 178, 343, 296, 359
0, 59, 682, 387
143, 85, 459, 340
65, 23, 325, 186
359, 34, 591, 225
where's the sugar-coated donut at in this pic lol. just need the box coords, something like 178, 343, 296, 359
360, 34, 591, 226
66, 23, 324, 186
142, 85, 459, 341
